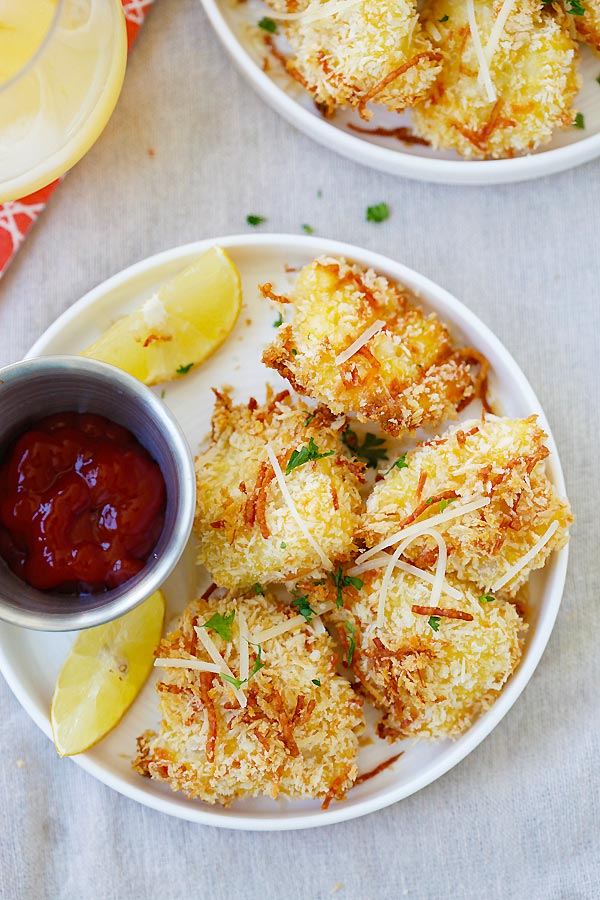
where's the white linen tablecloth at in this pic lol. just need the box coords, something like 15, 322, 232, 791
1, 1, 599, 897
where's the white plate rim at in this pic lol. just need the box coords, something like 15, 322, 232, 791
198, 0, 600, 186
0, 233, 569, 830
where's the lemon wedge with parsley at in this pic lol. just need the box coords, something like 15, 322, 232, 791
50, 591, 165, 757
81, 246, 242, 385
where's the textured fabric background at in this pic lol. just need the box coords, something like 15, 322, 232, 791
0, 1, 599, 898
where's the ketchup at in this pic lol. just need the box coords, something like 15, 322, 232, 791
0, 413, 166, 594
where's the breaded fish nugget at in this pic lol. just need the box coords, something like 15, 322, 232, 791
412, 0, 581, 159
360, 416, 572, 597
265, 0, 441, 117
194, 388, 364, 590
133, 591, 364, 806
262, 256, 483, 437
575, 0, 600, 53
302, 568, 524, 741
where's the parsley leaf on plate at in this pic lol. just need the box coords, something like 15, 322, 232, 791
247, 214, 266, 226
345, 621, 356, 665
202, 610, 235, 641
428, 616, 441, 632
330, 567, 363, 608
387, 453, 408, 475
291, 594, 317, 623
342, 427, 388, 469
176, 363, 193, 376
285, 436, 335, 475
258, 16, 277, 32
479, 593, 496, 604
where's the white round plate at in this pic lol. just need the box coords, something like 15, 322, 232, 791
0, 235, 568, 829
199, 0, 600, 185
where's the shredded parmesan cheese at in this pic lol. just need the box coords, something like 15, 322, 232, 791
356, 495, 492, 565
195, 625, 247, 708
492, 520, 559, 592
154, 658, 221, 673
467, 0, 496, 102
251, 602, 334, 645
376, 528, 447, 628
266, 444, 332, 571
238, 608, 249, 683
334, 319, 386, 366
484, 0, 517, 64
268, 0, 364, 25
348, 554, 462, 601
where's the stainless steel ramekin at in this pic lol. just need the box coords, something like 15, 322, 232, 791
0, 356, 196, 631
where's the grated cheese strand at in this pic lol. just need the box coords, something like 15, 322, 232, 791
238, 608, 249, 683
250, 602, 335, 645
356, 495, 492, 565
492, 520, 559, 592
268, 0, 364, 25
348, 554, 462, 601
484, 0, 517, 64
154, 658, 221, 673
467, 0, 496, 103
335, 319, 386, 366
266, 444, 332, 571
194, 625, 247, 708
376, 528, 447, 628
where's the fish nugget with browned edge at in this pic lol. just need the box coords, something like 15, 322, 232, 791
412, 0, 581, 159
299, 567, 524, 741
264, 0, 442, 118
574, 0, 600, 54
194, 388, 364, 590
360, 416, 572, 597
133, 591, 365, 807
262, 256, 485, 437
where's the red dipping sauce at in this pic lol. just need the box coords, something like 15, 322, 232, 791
0, 413, 166, 594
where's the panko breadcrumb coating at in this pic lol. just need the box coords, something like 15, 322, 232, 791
575, 0, 600, 54
133, 591, 364, 806
303, 568, 524, 740
265, 0, 442, 118
262, 256, 484, 438
412, 0, 581, 159
194, 388, 364, 590
361, 416, 572, 597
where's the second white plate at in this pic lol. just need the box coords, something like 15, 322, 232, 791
200, 0, 600, 185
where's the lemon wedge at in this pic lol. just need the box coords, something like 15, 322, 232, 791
50, 591, 165, 757
81, 246, 242, 385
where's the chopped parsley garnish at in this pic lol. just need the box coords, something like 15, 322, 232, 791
330, 567, 363, 608
221, 646, 265, 689
428, 616, 441, 632
387, 454, 408, 475
285, 436, 335, 475
302, 224, 315, 234
202, 610, 235, 641
258, 16, 277, 32
425, 498, 434, 505
303, 413, 315, 427
574, 112, 585, 129
479, 593, 496, 604
317, 189, 322, 198
281, 541, 287, 549
160, 389, 166, 399
345, 621, 356, 665
273, 311, 283, 327
542, 0, 584, 12
291, 349, 298, 355
366, 202, 390, 224
251, 583, 264, 596
438, 14, 449, 21
311, 678, 321, 686
439, 497, 457, 512
311, 578, 326, 586
246, 214, 266, 226
291, 594, 317, 623
342, 427, 388, 469
597, 73, 600, 86
176, 363, 193, 376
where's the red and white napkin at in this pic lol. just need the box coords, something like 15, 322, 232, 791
0, 0, 156, 280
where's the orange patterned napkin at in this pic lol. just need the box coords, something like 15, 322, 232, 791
0, 0, 156, 280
